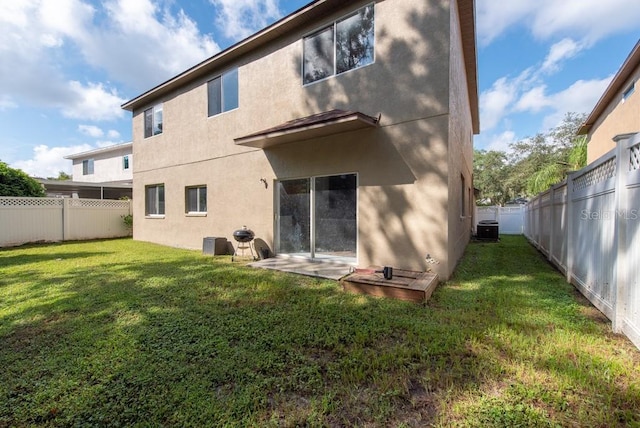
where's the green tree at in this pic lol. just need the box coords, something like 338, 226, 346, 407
473, 149, 514, 205
47, 171, 72, 181
0, 161, 46, 197
509, 112, 587, 195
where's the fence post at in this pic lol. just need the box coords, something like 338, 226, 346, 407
566, 172, 575, 285
548, 187, 555, 262
612, 134, 632, 333
62, 198, 71, 241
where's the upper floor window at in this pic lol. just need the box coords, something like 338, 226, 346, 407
144, 104, 163, 138
185, 185, 207, 214
303, 4, 375, 85
145, 184, 165, 216
623, 82, 635, 102
208, 68, 239, 117
123, 155, 130, 170
82, 158, 94, 175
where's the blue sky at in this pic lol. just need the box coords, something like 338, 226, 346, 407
1, 0, 639, 178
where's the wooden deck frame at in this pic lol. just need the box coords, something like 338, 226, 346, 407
341, 267, 439, 303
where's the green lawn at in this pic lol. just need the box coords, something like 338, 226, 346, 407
1, 236, 638, 427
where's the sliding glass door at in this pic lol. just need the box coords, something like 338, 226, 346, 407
277, 178, 311, 257
277, 174, 357, 261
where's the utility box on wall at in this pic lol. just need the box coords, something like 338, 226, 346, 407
203, 237, 228, 255
477, 220, 499, 241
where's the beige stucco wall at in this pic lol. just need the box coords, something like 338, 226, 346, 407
446, 0, 474, 276
131, 0, 473, 279
587, 67, 640, 163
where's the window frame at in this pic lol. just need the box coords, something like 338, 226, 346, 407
207, 68, 239, 117
185, 185, 207, 216
623, 81, 635, 102
123, 155, 130, 170
145, 183, 165, 217
302, 3, 375, 86
144, 104, 163, 138
460, 174, 466, 218
82, 158, 94, 176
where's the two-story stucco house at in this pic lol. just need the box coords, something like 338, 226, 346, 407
122, 0, 479, 279
579, 40, 640, 163
37, 142, 133, 199
64, 142, 133, 184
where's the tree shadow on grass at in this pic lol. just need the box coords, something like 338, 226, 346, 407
1, 237, 638, 426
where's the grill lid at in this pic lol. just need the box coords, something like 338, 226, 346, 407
233, 226, 255, 242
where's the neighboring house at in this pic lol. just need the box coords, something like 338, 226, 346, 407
39, 142, 133, 199
579, 40, 640, 163
122, 0, 479, 279
64, 142, 133, 184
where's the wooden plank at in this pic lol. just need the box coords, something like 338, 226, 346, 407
341, 267, 439, 303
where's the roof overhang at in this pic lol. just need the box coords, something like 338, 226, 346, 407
37, 179, 133, 190
234, 110, 379, 149
64, 142, 133, 160
579, 39, 640, 135
457, 0, 480, 134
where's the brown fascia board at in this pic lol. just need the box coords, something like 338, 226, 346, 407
578, 39, 640, 135
122, 0, 481, 135
457, 0, 480, 134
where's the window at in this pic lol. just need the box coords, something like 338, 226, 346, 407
303, 4, 374, 85
461, 175, 466, 217
303, 26, 334, 84
208, 68, 239, 117
145, 184, 165, 216
623, 82, 635, 101
82, 159, 94, 175
185, 186, 207, 214
144, 104, 163, 138
123, 155, 130, 170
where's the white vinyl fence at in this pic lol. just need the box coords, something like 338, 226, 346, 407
475, 205, 525, 234
525, 132, 640, 350
0, 197, 132, 247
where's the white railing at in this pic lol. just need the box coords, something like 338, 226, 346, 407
475, 205, 525, 234
525, 132, 640, 350
0, 197, 131, 247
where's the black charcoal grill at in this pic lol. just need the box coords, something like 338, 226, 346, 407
232, 226, 257, 261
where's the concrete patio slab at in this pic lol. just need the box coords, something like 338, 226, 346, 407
249, 257, 353, 280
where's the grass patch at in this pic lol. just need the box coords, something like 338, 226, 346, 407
1, 236, 638, 426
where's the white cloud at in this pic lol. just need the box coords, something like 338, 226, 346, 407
62, 81, 126, 121
107, 130, 121, 139
487, 131, 518, 153
209, 0, 281, 41
482, 60, 612, 134
476, 1, 536, 46
478, 0, 640, 46
540, 77, 613, 130
0, 95, 17, 111
0, 1, 87, 108
480, 74, 526, 131
0, 0, 220, 113
78, 124, 104, 138
12, 144, 93, 178
541, 38, 584, 73
515, 86, 550, 113
78, 0, 221, 91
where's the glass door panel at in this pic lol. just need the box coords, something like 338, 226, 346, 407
277, 178, 311, 256
314, 174, 357, 259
